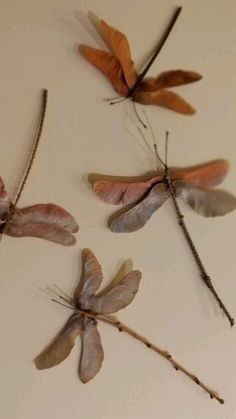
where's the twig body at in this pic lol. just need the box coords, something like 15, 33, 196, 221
51, 294, 223, 405
77, 307, 224, 404
164, 169, 234, 327
127, 7, 182, 99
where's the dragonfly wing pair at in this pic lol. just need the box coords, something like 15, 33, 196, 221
92, 160, 236, 232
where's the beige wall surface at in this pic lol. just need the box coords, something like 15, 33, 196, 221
0, 0, 236, 418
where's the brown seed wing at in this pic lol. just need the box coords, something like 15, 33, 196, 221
74, 249, 103, 306
79, 319, 104, 383
87, 270, 141, 315
0, 177, 10, 224
79, 45, 128, 96
0, 177, 8, 200
108, 183, 169, 232
100, 19, 137, 87
135, 89, 196, 115
174, 181, 236, 217
140, 70, 202, 92
35, 314, 82, 369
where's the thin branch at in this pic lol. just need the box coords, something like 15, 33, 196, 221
153, 143, 166, 169
51, 299, 75, 311
164, 169, 234, 327
124, 106, 154, 155
132, 102, 147, 128
165, 131, 169, 168
13, 89, 48, 207
127, 6, 182, 98
52, 283, 74, 304
110, 97, 127, 105
74, 307, 224, 404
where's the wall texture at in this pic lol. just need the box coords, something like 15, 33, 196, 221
0, 0, 236, 418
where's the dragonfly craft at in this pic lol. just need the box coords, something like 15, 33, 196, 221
0, 90, 78, 246
79, 9, 202, 115
35, 249, 224, 403
35, 249, 142, 382
90, 155, 236, 326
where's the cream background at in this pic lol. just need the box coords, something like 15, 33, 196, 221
0, 0, 236, 418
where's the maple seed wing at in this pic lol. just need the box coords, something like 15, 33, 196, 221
87, 270, 141, 314
5, 222, 77, 246
109, 183, 169, 233
35, 315, 82, 369
74, 249, 103, 306
99, 19, 137, 87
136, 89, 196, 115
171, 159, 230, 188
79, 319, 104, 383
174, 181, 236, 217
11, 204, 79, 233
6, 204, 79, 246
79, 45, 128, 96
0, 177, 9, 200
149, 70, 202, 90
93, 176, 160, 205
0, 177, 10, 224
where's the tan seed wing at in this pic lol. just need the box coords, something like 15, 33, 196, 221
109, 183, 169, 232
79, 318, 104, 383
136, 89, 196, 115
35, 314, 82, 369
87, 270, 141, 314
74, 249, 103, 306
140, 70, 202, 92
93, 176, 160, 205
99, 18, 137, 87
174, 181, 236, 217
79, 45, 128, 96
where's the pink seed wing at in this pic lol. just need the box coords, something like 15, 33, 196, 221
93, 176, 161, 205
5, 221, 77, 246
135, 89, 196, 115
11, 203, 79, 233
170, 160, 230, 188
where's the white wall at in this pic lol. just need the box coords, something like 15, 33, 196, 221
0, 0, 236, 418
